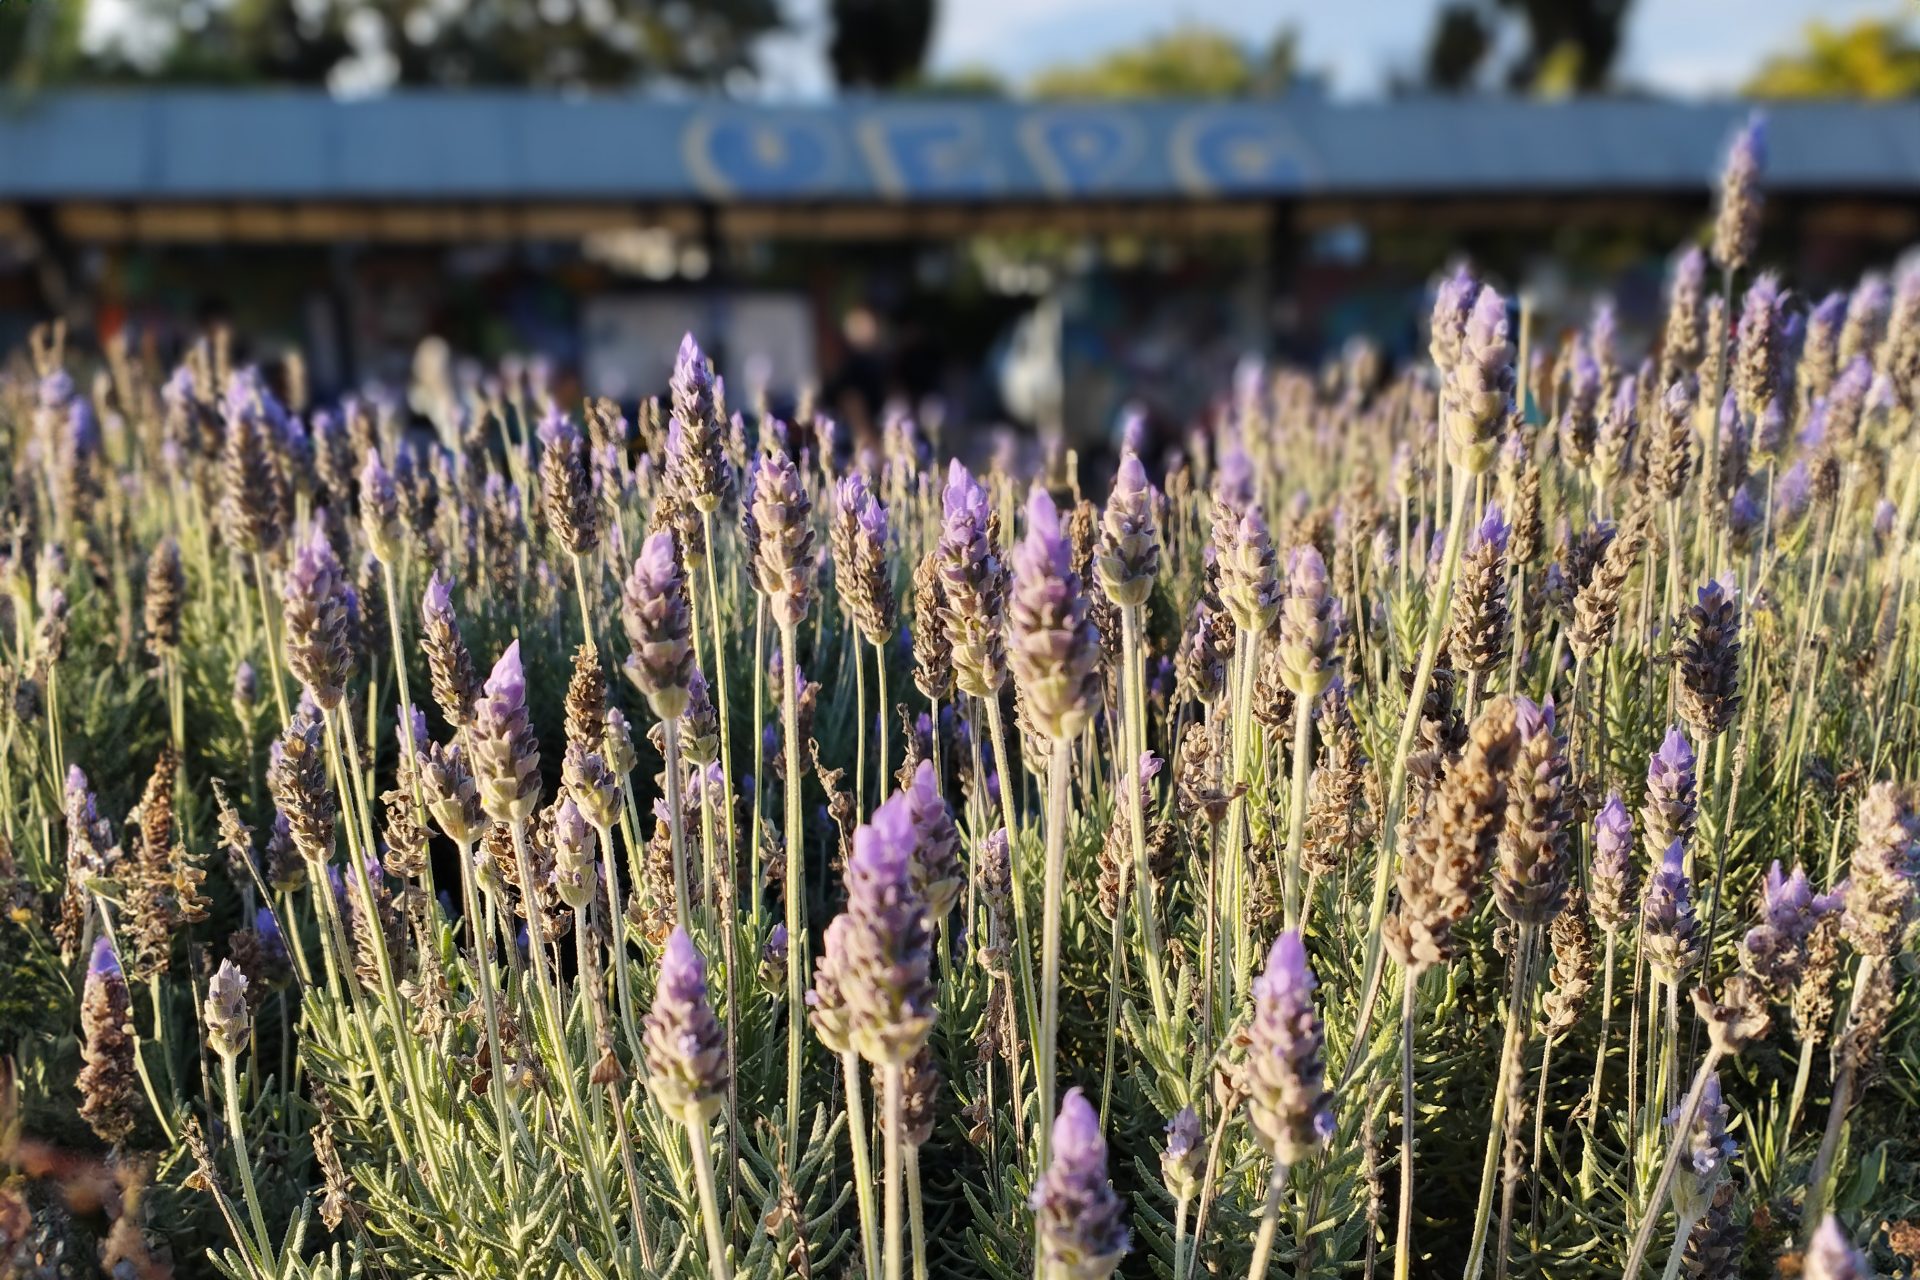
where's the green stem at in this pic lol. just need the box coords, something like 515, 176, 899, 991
1619, 1048, 1726, 1280
1282, 685, 1314, 931
1121, 606, 1170, 1018
665, 717, 692, 931
906, 1144, 928, 1280
456, 837, 523, 1196
884, 1061, 905, 1280
221, 1053, 274, 1261
251, 551, 292, 730
1343, 465, 1475, 1084
1035, 739, 1072, 1173
1463, 925, 1536, 1280
1248, 1166, 1289, 1280
507, 817, 620, 1247
780, 619, 806, 1155
687, 1115, 730, 1280
843, 1051, 881, 1280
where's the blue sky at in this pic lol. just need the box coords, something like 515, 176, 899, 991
760, 0, 1909, 98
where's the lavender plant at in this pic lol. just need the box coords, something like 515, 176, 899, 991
6, 117, 1920, 1280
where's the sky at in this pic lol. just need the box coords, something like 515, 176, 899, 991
759, 0, 1909, 98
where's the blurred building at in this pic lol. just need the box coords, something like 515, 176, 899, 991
2, 90, 1917, 441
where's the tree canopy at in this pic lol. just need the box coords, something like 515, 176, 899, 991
1746, 16, 1920, 100
85, 0, 784, 92
1028, 24, 1296, 99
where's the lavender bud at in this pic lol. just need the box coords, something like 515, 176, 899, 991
550, 797, 597, 909
420, 740, 483, 847
1676, 578, 1742, 740
1008, 486, 1103, 742
1710, 112, 1765, 276
359, 448, 403, 564
204, 958, 252, 1059
282, 524, 356, 710
1643, 838, 1701, 984
1161, 1107, 1203, 1202
1590, 792, 1637, 934
904, 759, 962, 926
1031, 1088, 1130, 1280
830, 790, 937, 1065
1246, 931, 1334, 1165
1642, 726, 1698, 861
1804, 1216, 1869, 1280
232, 660, 258, 713
1276, 545, 1336, 699
939, 460, 1009, 698
751, 447, 817, 629
831, 473, 897, 646
268, 696, 335, 862
1096, 453, 1159, 609
643, 927, 728, 1125
1443, 285, 1515, 475
536, 412, 595, 557
1842, 781, 1918, 957
78, 938, 136, 1144
470, 642, 542, 823
621, 530, 695, 720
1740, 860, 1844, 1002
1669, 1071, 1736, 1222
1217, 504, 1280, 634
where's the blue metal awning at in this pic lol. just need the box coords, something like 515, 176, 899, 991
0, 91, 1914, 203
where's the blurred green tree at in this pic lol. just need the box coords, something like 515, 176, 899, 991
1419, 0, 1634, 94
85, 0, 784, 91
829, 0, 934, 90
1, 0, 85, 92
1028, 23, 1297, 98
1746, 16, 1920, 99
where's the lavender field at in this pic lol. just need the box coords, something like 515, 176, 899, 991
3, 116, 1918, 1280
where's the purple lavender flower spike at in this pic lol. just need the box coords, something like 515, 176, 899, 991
1161, 1106, 1203, 1200
1642, 726, 1698, 861
1590, 791, 1637, 934
904, 759, 962, 925
643, 927, 728, 1125
1712, 111, 1766, 274
1008, 485, 1102, 742
1276, 545, 1337, 699
470, 641, 542, 823
835, 790, 937, 1066
360, 448, 402, 562
550, 796, 596, 909
1247, 931, 1335, 1165
1805, 1216, 1868, 1280
1741, 859, 1844, 1001
621, 529, 695, 720
1670, 1071, 1737, 1221
1643, 838, 1701, 984
1096, 452, 1159, 609
282, 523, 356, 710
1031, 1088, 1130, 1280
1441, 284, 1514, 475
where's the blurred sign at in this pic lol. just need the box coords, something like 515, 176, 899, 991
677, 102, 1316, 202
